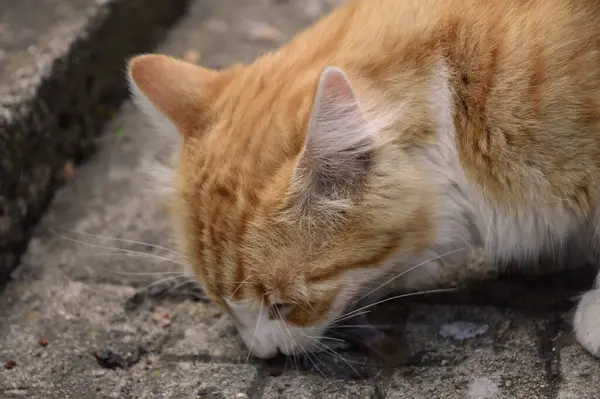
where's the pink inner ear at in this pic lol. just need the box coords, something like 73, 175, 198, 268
320, 67, 358, 106
297, 66, 368, 170
301, 66, 366, 161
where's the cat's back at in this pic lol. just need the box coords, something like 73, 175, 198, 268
438, 0, 600, 209
411, 0, 600, 262
242, 0, 600, 214
317, 0, 600, 262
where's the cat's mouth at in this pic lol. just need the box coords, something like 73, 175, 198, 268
325, 309, 405, 357
261, 308, 407, 379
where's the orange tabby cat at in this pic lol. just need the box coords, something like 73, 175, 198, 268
127, 0, 600, 359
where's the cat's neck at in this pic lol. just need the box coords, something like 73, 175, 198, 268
410, 64, 482, 253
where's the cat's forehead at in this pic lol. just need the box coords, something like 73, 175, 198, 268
210, 67, 312, 145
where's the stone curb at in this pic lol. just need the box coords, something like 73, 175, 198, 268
0, 0, 192, 287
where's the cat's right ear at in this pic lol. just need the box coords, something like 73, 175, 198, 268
127, 54, 219, 136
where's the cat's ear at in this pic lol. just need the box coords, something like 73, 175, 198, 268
295, 67, 374, 204
127, 54, 218, 135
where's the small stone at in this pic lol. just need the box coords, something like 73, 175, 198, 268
94, 348, 123, 369
93, 344, 146, 369
439, 322, 489, 341
242, 21, 283, 43
92, 369, 107, 377
5, 359, 17, 369
5, 389, 28, 397
235, 394, 249, 399
504, 379, 513, 387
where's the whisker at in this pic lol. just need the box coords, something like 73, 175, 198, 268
138, 275, 190, 292
231, 275, 254, 299
335, 288, 456, 323
273, 307, 293, 363
105, 270, 183, 277
83, 253, 183, 265
274, 316, 335, 389
54, 227, 183, 256
246, 297, 264, 363
332, 310, 372, 325
49, 229, 187, 268
277, 306, 298, 351
81, 252, 185, 267
326, 324, 397, 329
358, 246, 467, 302
309, 337, 368, 367
304, 335, 365, 377
298, 340, 331, 385
309, 336, 346, 343
277, 307, 316, 377
276, 307, 302, 374
159, 277, 202, 297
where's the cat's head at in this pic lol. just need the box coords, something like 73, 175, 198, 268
127, 54, 432, 359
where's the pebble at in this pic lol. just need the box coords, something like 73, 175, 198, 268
439, 322, 489, 341
94, 348, 124, 369
235, 394, 249, 399
92, 369, 107, 377
5, 389, 28, 397
5, 359, 17, 369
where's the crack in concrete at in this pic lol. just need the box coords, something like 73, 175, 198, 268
245, 367, 270, 399
536, 313, 565, 399
370, 369, 394, 399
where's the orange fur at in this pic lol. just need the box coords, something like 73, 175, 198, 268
128, 0, 600, 358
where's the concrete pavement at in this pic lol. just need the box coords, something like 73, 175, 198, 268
1, 0, 599, 397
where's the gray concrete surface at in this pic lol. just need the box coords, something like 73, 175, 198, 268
0, 0, 191, 286
1, 0, 600, 397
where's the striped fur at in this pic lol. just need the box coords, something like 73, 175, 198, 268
128, 0, 600, 359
